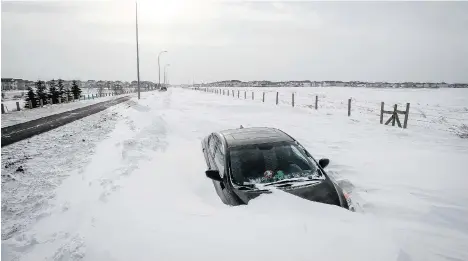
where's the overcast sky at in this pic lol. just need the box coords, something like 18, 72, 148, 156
2, 1, 468, 84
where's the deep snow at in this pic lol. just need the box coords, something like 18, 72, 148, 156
2, 87, 468, 261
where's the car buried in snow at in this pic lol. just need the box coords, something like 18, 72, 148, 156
201, 127, 353, 211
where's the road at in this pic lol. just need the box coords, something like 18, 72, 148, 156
1, 96, 131, 147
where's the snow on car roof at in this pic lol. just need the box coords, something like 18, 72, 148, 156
220, 127, 294, 148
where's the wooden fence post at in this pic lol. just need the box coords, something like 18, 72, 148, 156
392, 104, 397, 126
1, 104, 5, 114
263, 92, 265, 102
40, 99, 44, 107
29, 100, 32, 108
232, 90, 234, 97
16, 102, 20, 111
292, 93, 295, 107
348, 98, 351, 116
238, 90, 240, 98
380, 102, 384, 124
276, 92, 279, 105
58, 97, 62, 104
244, 91, 246, 99
315, 95, 318, 110
252, 92, 254, 100
403, 103, 410, 129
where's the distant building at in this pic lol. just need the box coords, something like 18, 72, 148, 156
1, 78, 17, 90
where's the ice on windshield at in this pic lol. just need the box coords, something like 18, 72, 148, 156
229, 142, 321, 185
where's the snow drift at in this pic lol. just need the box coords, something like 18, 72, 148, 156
3, 87, 467, 261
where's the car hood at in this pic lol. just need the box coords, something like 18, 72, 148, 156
233, 179, 341, 207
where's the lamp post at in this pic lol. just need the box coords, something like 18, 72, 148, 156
135, 1, 141, 99
158, 50, 167, 88
164, 64, 171, 86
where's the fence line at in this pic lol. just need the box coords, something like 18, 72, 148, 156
197, 87, 468, 133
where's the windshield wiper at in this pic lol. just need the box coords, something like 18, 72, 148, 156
234, 184, 257, 190
262, 177, 311, 187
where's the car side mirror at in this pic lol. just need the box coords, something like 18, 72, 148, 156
206, 170, 222, 181
319, 158, 330, 169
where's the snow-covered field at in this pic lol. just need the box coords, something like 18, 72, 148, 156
215, 87, 468, 138
1, 93, 135, 128
2, 87, 468, 261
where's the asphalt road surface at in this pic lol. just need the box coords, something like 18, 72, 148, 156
1, 96, 131, 147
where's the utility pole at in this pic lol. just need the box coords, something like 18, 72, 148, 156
135, 1, 141, 99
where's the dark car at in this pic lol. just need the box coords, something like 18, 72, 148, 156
201, 127, 353, 210
159, 86, 168, 91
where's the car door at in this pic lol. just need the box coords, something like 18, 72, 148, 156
206, 134, 217, 169
209, 135, 229, 204
213, 137, 243, 206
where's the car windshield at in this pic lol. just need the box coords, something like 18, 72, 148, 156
229, 142, 321, 185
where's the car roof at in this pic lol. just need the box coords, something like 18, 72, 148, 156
219, 127, 295, 148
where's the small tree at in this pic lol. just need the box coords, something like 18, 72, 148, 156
48, 79, 59, 104
58, 79, 65, 101
65, 88, 73, 101
35, 80, 48, 105
71, 80, 82, 99
24, 86, 37, 108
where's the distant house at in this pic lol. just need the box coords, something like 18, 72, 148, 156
14, 79, 25, 90
1, 78, 17, 90
24, 80, 35, 89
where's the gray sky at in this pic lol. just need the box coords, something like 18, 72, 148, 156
2, 1, 468, 84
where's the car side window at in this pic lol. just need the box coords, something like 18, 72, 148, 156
208, 135, 216, 156
213, 137, 225, 177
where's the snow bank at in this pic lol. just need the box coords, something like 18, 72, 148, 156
3, 88, 467, 261
1, 93, 134, 128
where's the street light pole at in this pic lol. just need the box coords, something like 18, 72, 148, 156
164, 64, 170, 86
158, 50, 167, 88
135, 1, 141, 99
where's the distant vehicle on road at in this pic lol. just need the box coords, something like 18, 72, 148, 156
159, 86, 167, 92
201, 127, 353, 210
